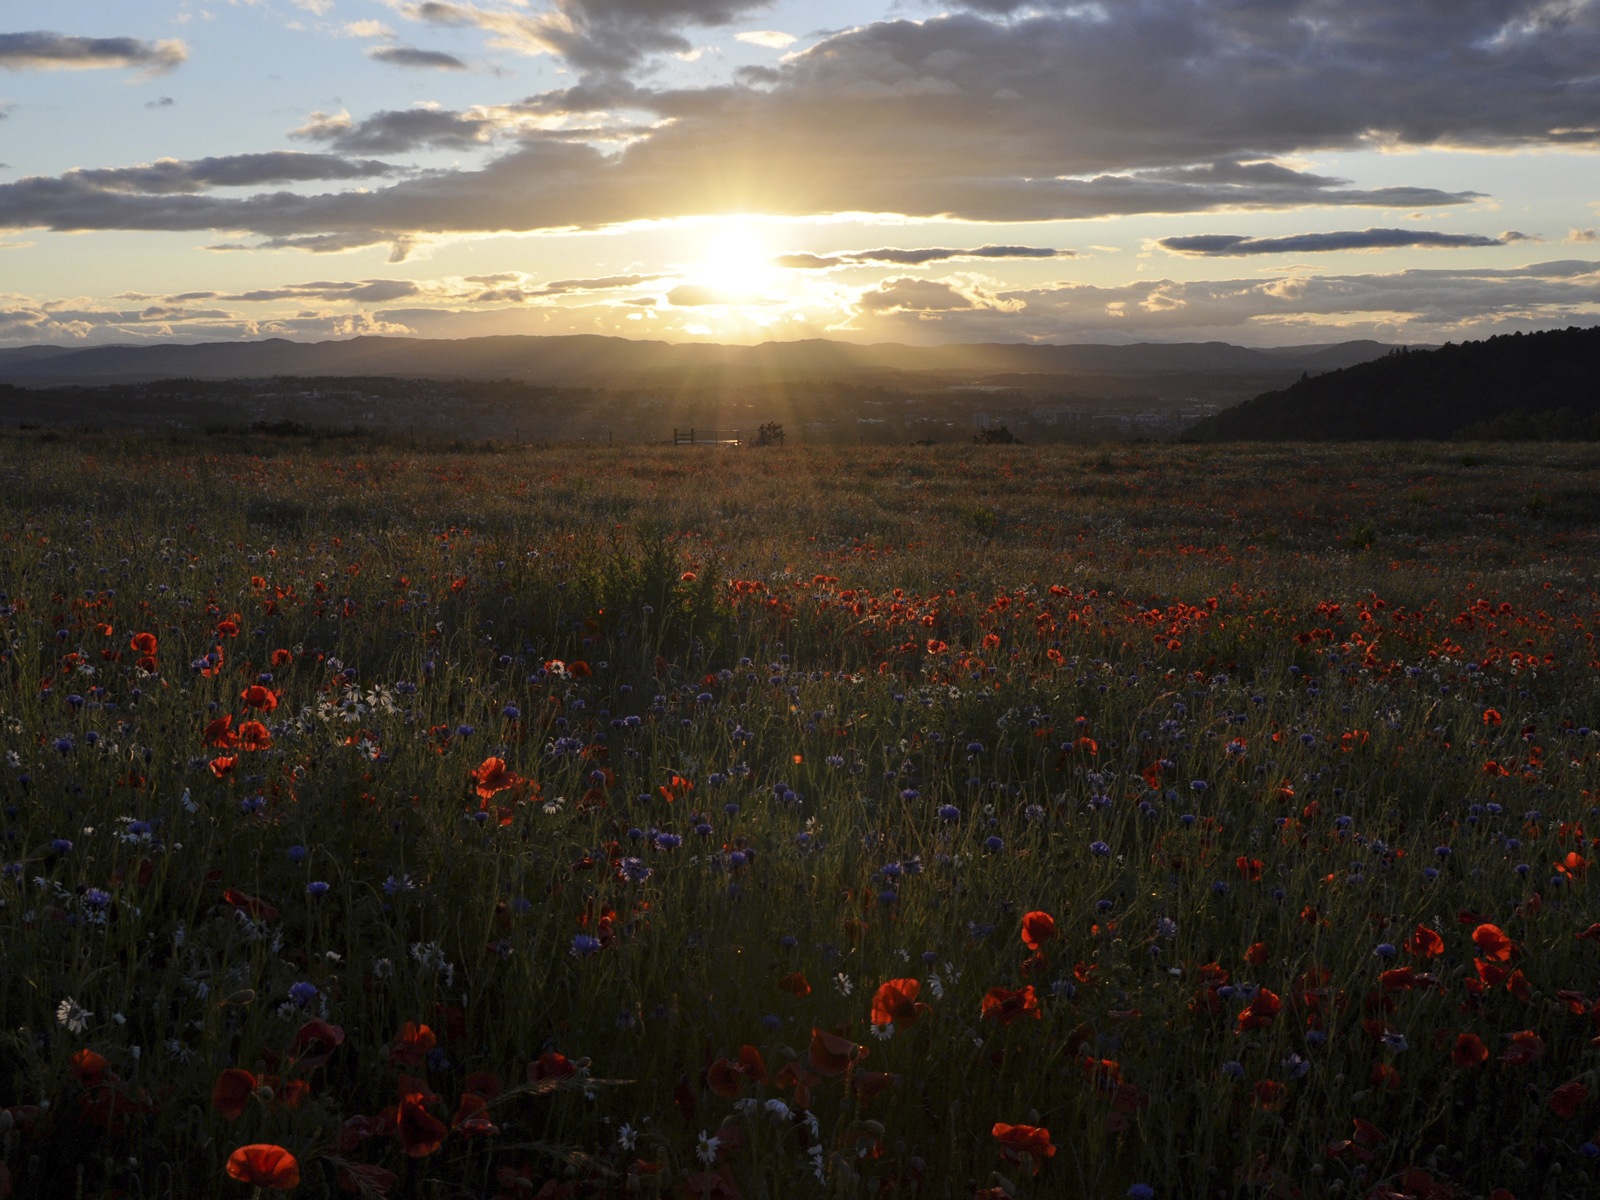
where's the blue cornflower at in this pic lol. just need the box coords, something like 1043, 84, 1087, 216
571, 934, 603, 956
288, 981, 320, 1007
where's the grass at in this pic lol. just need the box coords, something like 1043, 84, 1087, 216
1, 433, 1598, 1199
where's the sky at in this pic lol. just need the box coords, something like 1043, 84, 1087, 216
1, 0, 1598, 349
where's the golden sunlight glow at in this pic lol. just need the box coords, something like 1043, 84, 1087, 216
691, 220, 779, 296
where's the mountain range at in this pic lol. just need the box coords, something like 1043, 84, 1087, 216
0, 334, 1404, 390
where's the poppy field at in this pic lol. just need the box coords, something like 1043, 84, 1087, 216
3, 433, 1600, 1200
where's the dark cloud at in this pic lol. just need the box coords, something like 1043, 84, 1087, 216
404, 0, 770, 74
0, 31, 187, 74
144, 95, 175, 109
63, 152, 397, 195
368, 45, 469, 70
857, 277, 977, 312
292, 107, 496, 153
776, 245, 1069, 269
222, 279, 424, 303
6, 3, 1599, 245
1159, 228, 1521, 256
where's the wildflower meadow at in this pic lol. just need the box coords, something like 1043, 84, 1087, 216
3, 432, 1600, 1200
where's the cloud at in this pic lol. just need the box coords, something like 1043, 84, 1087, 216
1570, 228, 1599, 244
144, 95, 175, 109
291, 107, 497, 153
858, 277, 977, 312
368, 45, 470, 70
0, 31, 188, 74
776, 245, 1070, 270
474, 273, 665, 300
222, 279, 426, 303
6, 2, 1600, 246
665, 283, 774, 306
1158, 228, 1521, 257
845, 259, 1600, 344
343, 20, 396, 39
1, 153, 398, 204
402, 0, 773, 74
734, 31, 796, 49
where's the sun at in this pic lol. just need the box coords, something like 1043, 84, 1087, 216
691, 220, 778, 296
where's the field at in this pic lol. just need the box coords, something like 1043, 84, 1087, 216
2, 432, 1599, 1200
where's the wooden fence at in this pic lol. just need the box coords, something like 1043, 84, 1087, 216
672, 427, 742, 446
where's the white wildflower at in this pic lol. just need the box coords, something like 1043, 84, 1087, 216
870, 1022, 895, 1040
617, 1123, 637, 1151
696, 1129, 721, 1166
833, 972, 852, 997
764, 1099, 792, 1121
925, 972, 945, 1000
56, 997, 92, 1033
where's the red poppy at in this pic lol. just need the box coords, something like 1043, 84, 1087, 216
472, 757, 522, 800
528, 1051, 577, 1082
1244, 942, 1270, 967
291, 1019, 346, 1072
204, 715, 239, 748
991, 1123, 1055, 1174
777, 971, 811, 998
129, 632, 158, 656
774, 1060, 821, 1109
225, 1144, 300, 1191
222, 888, 280, 922
1236, 988, 1282, 1033
1253, 1080, 1287, 1112
1020, 910, 1056, 950
236, 720, 272, 752
981, 985, 1041, 1026
871, 978, 928, 1027
389, 1022, 437, 1068
397, 1093, 447, 1157
1404, 924, 1445, 959
737, 1044, 768, 1085
69, 1048, 110, 1086
209, 755, 238, 779
706, 1058, 747, 1098
241, 685, 279, 712
1472, 924, 1517, 963
659, 774, 694, 803
1500, 1030, 1545, 1067
211, 1068, 257, 1121
809, 1028, 865, 1077
270, 648, 294, 667
1549, 1081, 1588, 1119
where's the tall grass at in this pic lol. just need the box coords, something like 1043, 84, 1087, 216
0, 434, 1597, 1199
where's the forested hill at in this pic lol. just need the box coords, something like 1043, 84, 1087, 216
1189, 324, 1600, 441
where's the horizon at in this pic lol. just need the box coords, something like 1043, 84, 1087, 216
1, 2, 1598, 351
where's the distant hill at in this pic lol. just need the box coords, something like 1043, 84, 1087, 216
1189, 325, 1600, 441
0, 333, 1403, 390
